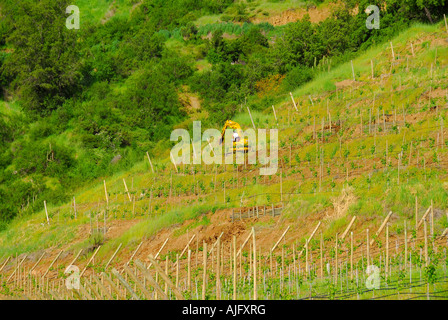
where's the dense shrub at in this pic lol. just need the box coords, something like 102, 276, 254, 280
283, 65, 315, 91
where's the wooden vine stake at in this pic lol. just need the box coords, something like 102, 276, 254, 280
390, 42, 395, 60
7, 255, 27, 283
144, 256, 184, 300
341, 216, 357, 240
105, 243, 122, 270
44, 201, 50, 225
289, 92, 298, 112
414, 205, 432, 233
29, 252, 46, 275
415, 196, 418, 230
0, 256, 11, 273
404, 221, 408, 269
174, 235, 195, 267
430, 200, 434, 238
350, 232, 354, 280
80, 246, 101, 277
93, 275, 113, 300
280, 170, 283, 202
187, 250, 191, 292
73, 196, 77, 219
272, 105, 278, 124
320, 232, 323, 278
305, 239, 309, 279
147, 237, 169, 269
386, 223, 389, 280
335, 233, 338, 284
101, 272, 121, 300
202, 241, 207, 300
103, 180, 109, 205
271, 226, 290, 253
68, 249, 83, 270
424, 219, 428, 267
175, 254, 179, 289
216, 237, 221, 300
247, 105, 256, 130
122, 264, 153, 300
127, 241, 143, 266
165, 255, 168, 294
298, 222, 321, 257
252, 227, 257, 300
112, 268, 140, 300
366, 229, 370, 267
209, 232, 224, 255
351, 60, 355, 81
370, 211, 393, 246
146, 151, 155, 173
170, 151, 178, 173
43, 251, 62, 278
444, 14, 448, 33
103, 180, 108, 234
123, 178, 131, 202
233, 236, 237, 300
237, 230, 253, 258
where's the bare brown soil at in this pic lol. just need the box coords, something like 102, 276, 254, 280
8, 198, 395, 281
335, 79, 363, 89
251, 5, 334, 26
178, 87, 202, 112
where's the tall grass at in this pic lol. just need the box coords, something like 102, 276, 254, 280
232, 110, 276, 129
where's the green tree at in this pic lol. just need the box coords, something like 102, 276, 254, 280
402, 0, 448, 22
1, 0, 82, 116
270, 15, 321, 72
119, 66, 185, 140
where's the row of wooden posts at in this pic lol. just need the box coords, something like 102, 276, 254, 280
23, 34, 448, 298
231, 203, 283, 221
42, 120, 448, 234
2, 197, 448, 300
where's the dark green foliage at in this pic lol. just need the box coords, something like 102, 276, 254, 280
283, 65, 314, 91
131, 0, 234, 31
181, 22, 200, 41
118, 66, 186, 140
190, 62, 244, 101
272, 15, 319, 71
1, 0, 82, 116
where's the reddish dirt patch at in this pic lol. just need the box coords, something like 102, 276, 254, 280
251, 4, 335, 26
179, 88, 202, 112
335, 79, 363, 89
222, 33, 239, 40
3, 201, 430, 282
426, 87, 447, 99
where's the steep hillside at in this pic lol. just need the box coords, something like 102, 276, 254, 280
1, 20, 447, 274
1, 0, 448, 300
1, 0, 445, 230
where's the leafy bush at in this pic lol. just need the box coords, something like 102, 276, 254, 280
283, 65, 314, 90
